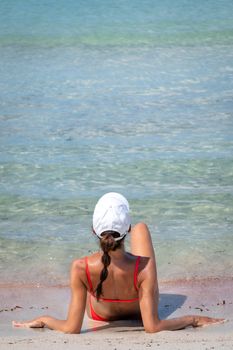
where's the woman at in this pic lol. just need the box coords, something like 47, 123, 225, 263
13, 192, 224, 333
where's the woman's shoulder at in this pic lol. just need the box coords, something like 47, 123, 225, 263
127, 252, 152, 266
71, 252, 100, 273
137, 256, 157, 287
70, 253, 101, 288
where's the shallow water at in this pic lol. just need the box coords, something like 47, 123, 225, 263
0, 0, 233, 285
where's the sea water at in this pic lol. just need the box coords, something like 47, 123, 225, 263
0, 0, 233, 286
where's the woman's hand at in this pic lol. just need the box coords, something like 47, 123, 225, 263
12, 318, 45, 328
192, 316, 226, 327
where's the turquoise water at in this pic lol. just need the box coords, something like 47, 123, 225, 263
1, 0, 233, 47
0, 0, 233, 286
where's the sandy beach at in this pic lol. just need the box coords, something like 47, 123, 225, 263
1, 278, 232, 350
1, 2, 233, 350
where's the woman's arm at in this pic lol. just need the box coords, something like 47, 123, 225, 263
138, 258, 224, 333
143, 314, 225, 333
13, 259, 87, 334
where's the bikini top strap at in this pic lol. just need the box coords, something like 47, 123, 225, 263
85, 256, 94, 293
134, 256, 141, 291
86, 255, 140, 294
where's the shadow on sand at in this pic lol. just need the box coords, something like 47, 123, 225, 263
82, 293, 187, 333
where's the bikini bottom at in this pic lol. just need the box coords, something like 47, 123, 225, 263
89, 297, 108, 322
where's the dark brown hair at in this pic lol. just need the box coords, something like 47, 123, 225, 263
95, 231, 124, 301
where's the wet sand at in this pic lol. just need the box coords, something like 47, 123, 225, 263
0, 278, 232, 349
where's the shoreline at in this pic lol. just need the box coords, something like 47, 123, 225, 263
0, 275, 232, 289
0, 278, 232, 349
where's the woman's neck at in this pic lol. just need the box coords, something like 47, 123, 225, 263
108, 246, 126, 260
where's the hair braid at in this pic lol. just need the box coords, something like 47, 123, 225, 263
95, 231, 124, 301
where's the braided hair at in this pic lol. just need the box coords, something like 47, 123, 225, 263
95, 231, 124, 301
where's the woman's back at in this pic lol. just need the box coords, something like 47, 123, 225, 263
84, 251, 145, 320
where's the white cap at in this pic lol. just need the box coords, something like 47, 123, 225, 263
93, 192, 131, 241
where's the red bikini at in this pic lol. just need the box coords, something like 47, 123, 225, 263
85, 256, 141, 321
